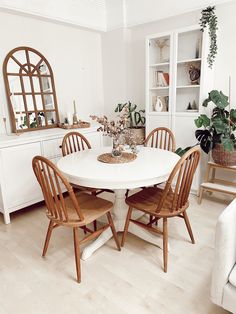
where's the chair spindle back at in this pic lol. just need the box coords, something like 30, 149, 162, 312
62, 132, 91, 156
32, 156, 84, 224
157, 146, 200, 213
144, 127, 176, 152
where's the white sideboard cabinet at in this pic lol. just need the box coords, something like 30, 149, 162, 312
0, 126, 102, 224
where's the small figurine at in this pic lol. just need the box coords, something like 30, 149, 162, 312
192, 100, 197, 110
187, 102, 192, 110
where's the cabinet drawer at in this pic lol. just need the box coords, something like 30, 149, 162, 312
42, 137, 63, 159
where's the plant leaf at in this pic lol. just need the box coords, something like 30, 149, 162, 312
194, 117, 203, 128
202, 97, 211, 107
230, 109, 236, 123
209, 90, 229, 109
175, 146, 193, 156
195, 129, 212, 154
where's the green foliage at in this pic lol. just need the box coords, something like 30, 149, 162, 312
195, 90, 236, 153
115, 101, 146, 127
200, 6, 218, 68
175, 146, 193, 157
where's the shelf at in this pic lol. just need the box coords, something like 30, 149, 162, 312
150, 86, 169, 90
176, 85, 200, 89
148, 111, 169, 115
149, 62, 169, 67
177, 58, 201, 64
175, 111, 199, 116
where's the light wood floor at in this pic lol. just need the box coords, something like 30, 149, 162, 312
0, 193, 232, 314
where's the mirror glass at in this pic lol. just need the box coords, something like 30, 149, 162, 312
3, 47, 59, 132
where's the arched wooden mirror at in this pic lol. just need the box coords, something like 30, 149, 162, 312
3, 46, 60, 132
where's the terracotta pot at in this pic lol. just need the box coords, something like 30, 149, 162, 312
212, 143, 236, 166
126, 127, 145, 145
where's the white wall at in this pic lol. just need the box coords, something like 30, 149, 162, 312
101, 28, 131, 118
0, 10, 104, 133
125, 0, 231, 27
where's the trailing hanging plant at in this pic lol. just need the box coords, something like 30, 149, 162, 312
199, 6, 218, 68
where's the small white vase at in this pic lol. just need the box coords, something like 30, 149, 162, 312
154, 97, 163, 112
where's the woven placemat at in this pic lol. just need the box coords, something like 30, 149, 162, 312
97, 152, 137, 164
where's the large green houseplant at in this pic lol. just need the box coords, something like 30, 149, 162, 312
195, 90, 236, 165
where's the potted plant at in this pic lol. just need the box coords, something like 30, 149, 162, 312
195, 90, 236, 166
115, 101, 146, 144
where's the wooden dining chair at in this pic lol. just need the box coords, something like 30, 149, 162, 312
32, 156, 120, 283
144, 127, 176, 152
121, 146, 200, 273
61, 131, 113, 231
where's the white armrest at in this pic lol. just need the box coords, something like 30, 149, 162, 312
211, 198, 236, 305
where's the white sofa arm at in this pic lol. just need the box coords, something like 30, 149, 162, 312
211, 198, 236, 306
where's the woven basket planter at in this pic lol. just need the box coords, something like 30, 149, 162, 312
212, 143, 236, 166
124, 127, 145, 145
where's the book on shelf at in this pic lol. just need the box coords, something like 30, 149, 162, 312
154, 70, 169, 87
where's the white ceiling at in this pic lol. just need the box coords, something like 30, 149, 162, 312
124, 0, 233, 27
0, 0, 233, 31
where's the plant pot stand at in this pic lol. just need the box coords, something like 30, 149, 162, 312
198, 161, 236, 204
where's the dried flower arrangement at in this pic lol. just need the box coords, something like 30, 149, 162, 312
90, 105, 143, 156
90, 106, 129, 156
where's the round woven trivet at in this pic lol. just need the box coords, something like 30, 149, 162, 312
97, 152, 137, 164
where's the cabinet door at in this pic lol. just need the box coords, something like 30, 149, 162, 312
146, 114, 172, 135
174, 115, 197, 149
42, 137, 63, 159
0, 142, 43, 210
174, 115, 199, 191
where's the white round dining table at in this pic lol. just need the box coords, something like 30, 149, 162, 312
57, 147, 180, 260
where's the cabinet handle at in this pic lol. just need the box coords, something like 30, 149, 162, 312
59, 145, 62, 149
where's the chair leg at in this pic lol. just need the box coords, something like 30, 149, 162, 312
121, 206, 133, 247
73, 227, 81, 283
198, 187, 203, 204
149, 215, 153, 226
42, 220, 54, 257
93, 220, 97, 231
163, 218, 168, 273
106, 212, 121, 251
183, 211, 195, 244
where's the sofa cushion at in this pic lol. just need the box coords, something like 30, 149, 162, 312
229, 264, 236, 287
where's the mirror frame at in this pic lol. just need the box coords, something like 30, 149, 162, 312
3, 46, 60, 133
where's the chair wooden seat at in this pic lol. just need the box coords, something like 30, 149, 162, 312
63, 192, 113, 226
126, 187, 189, 218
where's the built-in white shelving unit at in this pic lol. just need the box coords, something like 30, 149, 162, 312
146, 25, 213, 191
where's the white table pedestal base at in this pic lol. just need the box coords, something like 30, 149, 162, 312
81, 189, 165, 260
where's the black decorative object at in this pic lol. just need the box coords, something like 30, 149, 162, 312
199, 6, 218, 68
189, 65, 200, 84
